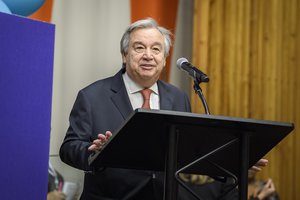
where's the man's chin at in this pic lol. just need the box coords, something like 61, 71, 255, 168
139, 74, 159, 86
139, 71, 156, 78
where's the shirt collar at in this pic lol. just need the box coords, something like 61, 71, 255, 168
123, 72, 158, 94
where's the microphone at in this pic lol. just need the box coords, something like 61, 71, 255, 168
176, 57, 209, 83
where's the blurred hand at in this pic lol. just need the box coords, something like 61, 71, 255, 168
47, 190, 66, 200
88, 131, 112, 152
249, 159, 268, 177
257, 179, 276, 200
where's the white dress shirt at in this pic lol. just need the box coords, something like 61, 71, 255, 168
122, 72, 160, 110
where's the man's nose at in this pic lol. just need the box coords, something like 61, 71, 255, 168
143, 48, 153, 59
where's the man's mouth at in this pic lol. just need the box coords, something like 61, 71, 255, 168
140, 64, 154, 69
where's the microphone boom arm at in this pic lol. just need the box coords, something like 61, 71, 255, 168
193, 79, 210, 115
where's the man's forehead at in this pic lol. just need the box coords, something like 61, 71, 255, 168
131, 40, 163, 46
130, 28, 163, 37
129, 28, 164, 43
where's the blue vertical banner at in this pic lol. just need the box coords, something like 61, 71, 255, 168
0, 12, 55, 199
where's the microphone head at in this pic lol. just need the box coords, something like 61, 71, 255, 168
176, 57, 189, 70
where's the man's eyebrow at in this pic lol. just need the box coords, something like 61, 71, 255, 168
132, 41, 163, 46
132, 41, 143, 45
152, 42, 163, 47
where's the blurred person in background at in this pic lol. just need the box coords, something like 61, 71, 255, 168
48, 162, 66, 200
248, 170, 279, 200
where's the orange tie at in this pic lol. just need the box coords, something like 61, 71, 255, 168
140, 88, 152, 109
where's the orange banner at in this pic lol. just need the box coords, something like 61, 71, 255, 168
29, 0, 53, 22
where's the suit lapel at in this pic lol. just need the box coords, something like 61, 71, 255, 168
158, 80, 173, 110
110, 69, 133, 120
110, 72, 173, 116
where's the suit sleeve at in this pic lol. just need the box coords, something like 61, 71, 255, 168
59, 90, 94, 171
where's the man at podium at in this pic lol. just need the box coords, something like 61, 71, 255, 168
60, 18, 266, 200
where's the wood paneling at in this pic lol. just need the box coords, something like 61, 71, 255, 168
192, 0, 299, 199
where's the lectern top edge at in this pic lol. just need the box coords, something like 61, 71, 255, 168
136, 108, 294, 128
89, 109, 294, 168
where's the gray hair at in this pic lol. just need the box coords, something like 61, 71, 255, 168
120, 18, 172, 57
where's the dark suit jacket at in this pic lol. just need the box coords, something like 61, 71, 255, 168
60, 68, 237, 200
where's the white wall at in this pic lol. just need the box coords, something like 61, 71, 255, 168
50, 0, 131, 194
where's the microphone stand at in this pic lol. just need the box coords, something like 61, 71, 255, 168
193, 79, 210, 115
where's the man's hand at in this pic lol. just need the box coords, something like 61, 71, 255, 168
249, 158, 268, 178
257, 178, 276, 200
88, 131, 112, 152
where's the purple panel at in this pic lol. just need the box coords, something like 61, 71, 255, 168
0, 12, 55, 199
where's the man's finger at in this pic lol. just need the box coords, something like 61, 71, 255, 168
88, 144, 97, 151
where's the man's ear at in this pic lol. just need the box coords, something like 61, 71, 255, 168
122, 54, 127, 64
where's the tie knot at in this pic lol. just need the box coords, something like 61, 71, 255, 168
141, 88, 152, 100
140, 88, 152, 109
